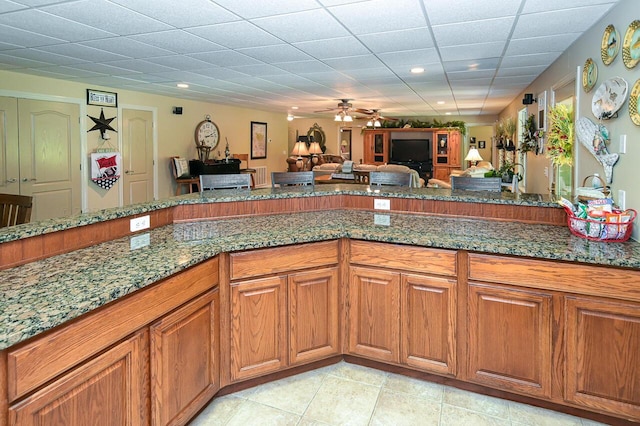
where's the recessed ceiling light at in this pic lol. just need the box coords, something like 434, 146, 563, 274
445, 112, 452, 115
291, 106, 299, 110
177, 83, 189, 88
437, 101, 445, 105
410, 67, 425, 74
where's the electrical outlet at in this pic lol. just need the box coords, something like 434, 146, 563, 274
374, 214, 390, 226
130, 215, 150, 232
374, 199, 390, 210
620, 134, 627, 153
618, 190, 626, 210
130, 233, 150, 250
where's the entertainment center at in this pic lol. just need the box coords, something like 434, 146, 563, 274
363, 128, 461, 180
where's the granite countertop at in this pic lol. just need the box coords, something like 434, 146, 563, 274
0, 184, 558, 244
1, 209, 639, 350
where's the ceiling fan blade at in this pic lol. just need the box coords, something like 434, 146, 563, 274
313, 107, 337, 113
354, 108, 374, 115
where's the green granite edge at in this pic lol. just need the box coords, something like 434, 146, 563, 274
0, 184, 560, 244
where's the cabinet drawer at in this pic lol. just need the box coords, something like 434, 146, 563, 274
468, 254, 640, 302
350, 240, 456, 277
8, 257, 219, 402
230, 240, 338, 280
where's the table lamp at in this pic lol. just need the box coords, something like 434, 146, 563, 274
464, 147, 483, 166
308, 141, 323, 164
291, 137, 310, 170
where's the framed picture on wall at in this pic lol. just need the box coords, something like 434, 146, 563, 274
251, 121, 267, 159
478, 140, 486, 149
470, 137, 476, 144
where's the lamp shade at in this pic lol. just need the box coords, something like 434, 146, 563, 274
464, 147, 483, 163
308, 142, 322, 155
291, 141, 309, 157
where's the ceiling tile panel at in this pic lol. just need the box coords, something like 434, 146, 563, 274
130, 30, 226, 54
501, 52, 562, 69
187, 50, 263, 67
293, 36, 370, 59
505, 33, 581, 56
0, 23, 65, 47
110, 0, 239, 27
433, 17, 515, 47
211, 0, 320, 19
237, 44, 312, 63
0, 9, 117, 41
251, 9, 349, 43
439, 41, 506, 62
38, 43, 128, 63
328, 0, 427, 35
41, 0, 172, 36
80, 38, 175, 59
513, 5, 614, 38
522, 0, 617, 14
424, 0, 520, 25
358, 27, 434, 54
186, 21, 283, 49
0, 0, 26, 13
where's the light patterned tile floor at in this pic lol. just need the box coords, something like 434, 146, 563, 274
189, 361, 609, 426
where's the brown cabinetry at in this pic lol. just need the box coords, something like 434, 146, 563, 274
467, 283, 553, 398
565, 296, 640, 419
348, 241, 457, 375
9, 330, 148, 426
227, 241, 340, 383
363, 130, 388, 164
433, 130, 461, 181
150, 289, 220, 426
289, 268, 339, 365
230, 276, 288, 381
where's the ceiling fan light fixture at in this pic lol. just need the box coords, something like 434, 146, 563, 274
334, 113, 342, 122
366, 120, 373, 127
373, 119, 381, 127
343, 114, 353, 122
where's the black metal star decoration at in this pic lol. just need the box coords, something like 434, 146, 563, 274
87, 108, 117, 138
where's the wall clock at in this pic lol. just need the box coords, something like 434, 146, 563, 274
194, 115, 220, 150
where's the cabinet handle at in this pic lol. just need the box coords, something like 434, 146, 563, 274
6, 178, 17, 183
21, 178, 36, 182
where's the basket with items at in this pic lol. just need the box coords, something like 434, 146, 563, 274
574, 174, 610, 202
558, 197, 636, 242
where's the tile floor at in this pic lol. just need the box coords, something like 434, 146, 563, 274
190, 361, 608, 426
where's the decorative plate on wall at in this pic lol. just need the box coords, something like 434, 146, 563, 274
591, 76, 628, 120
622, 20, 640, 69
630, 79, 640, 126
601, 24, 620, 65
582, 58, 597, 92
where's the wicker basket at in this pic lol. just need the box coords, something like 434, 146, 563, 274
563, 207, 636, 242
575, 175, 610, 202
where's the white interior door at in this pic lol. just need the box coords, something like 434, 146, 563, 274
122, 109, 153, 205
0, 96, 19, 195
18, 98, 81, 221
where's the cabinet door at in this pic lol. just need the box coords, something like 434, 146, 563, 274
348, 266, 400, 363
9, 330, 147, 426
150, 289, 219, 426
289, 267, 339, 365
448, 131, 461, 167
468, 283, 552, 398
401, 273, 456, 375
433, 166, 450, 181
230, 276, 287, 381
363, 131, 388, 164
566, 296, 640, 419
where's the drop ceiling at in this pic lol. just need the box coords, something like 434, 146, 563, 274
0, 0, 621, 120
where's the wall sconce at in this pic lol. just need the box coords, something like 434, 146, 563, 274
522, 93, 536, 105
464, 147, 483, 166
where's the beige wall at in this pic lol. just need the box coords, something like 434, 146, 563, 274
1, 69, 289, 213
499, 0, 638, 239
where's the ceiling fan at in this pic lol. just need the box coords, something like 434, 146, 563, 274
356, 109, 398, 127
314, 99, 367, 122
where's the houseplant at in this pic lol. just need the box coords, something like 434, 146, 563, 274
546, 104, 574, 167
520, 114, 542, 154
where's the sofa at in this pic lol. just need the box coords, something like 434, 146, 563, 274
288, 154, 344, 172
313, 162, 424, 188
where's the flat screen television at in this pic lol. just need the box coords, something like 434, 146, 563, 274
390, 139, 430, 163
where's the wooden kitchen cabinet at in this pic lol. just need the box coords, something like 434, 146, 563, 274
150, 289, 219, 426
363, 130, 389, 164
348, 266, 400, 363
401, 273, 456, 376
230, 276, 287, 382
289, 268, 340, 365
565, 296, 640, 419
9, 330, 148, 426
467, 282, 553, 399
